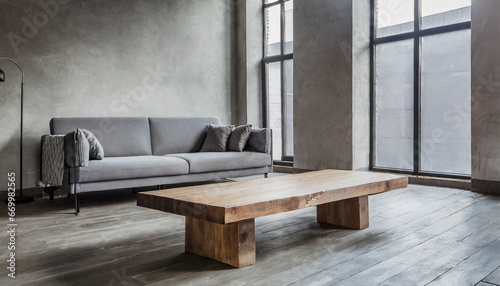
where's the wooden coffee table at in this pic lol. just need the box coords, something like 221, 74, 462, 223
137, 169, 408, 267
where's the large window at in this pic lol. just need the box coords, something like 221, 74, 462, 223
263, 0, 293, 161
372, 0, 471, 177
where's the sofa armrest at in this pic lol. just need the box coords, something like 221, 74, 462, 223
244, 128, 272, 154
63, 129, 90, 168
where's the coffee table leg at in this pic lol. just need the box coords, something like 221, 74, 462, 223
185, 217, 256, 267
317, 195, 369, 229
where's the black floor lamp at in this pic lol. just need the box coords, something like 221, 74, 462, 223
0, 57, 34, 203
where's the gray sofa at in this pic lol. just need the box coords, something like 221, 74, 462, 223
48, 117, 272, 213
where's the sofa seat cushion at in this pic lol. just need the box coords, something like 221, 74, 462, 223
165, 152, 272, 174
78, 156, 189, 183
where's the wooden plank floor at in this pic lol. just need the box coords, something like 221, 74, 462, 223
0, 173, 499, 286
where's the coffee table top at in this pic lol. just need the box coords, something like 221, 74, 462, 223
137, 169, 408, 224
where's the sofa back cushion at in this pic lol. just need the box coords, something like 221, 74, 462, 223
149, 117, 220, 155
50, 117, 152, 157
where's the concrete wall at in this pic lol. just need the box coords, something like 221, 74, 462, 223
471, 0, 500, 194
0, 0, 238, 191
293, 0, 370, 171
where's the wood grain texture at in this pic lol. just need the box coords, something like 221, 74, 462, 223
185, 217, 255, 267
138, 171, 406, 267
137, 170, 408, 224
317, 196, 369, 229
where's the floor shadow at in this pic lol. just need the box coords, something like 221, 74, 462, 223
34, 234, 234, 285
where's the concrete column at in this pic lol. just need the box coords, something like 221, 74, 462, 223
352, 0, 371, 170
293, 0, 370, 171
235, 0, 264, 127
471, 0, 500, 194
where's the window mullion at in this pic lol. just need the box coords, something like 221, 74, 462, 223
263, 0, 294, 161
280, 1, 286, 160
413, 0, 421, 174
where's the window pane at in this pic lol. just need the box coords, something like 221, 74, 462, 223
375, 39, 414, 170
420, 30, 471, 175
267, 62, 282, 160
284, 60, 293, 157
376, 0, 414, 38
284, 0, 293, 54
265, 5, 281, 57
264, 0, 279, 4
422, 0, 471, 30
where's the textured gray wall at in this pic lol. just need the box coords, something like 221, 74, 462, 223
471, 0, 500, 187
293, 0, 370, 171
0, 0, 237, 191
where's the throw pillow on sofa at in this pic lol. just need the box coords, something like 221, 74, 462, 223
244, 128, 269, 153
201, 124, 234, 152
227, 124, 252, 152
64, 129, 90, 167
81, 129, 105, 160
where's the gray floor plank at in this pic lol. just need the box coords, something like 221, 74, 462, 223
483, 266, 500, 285
291, 205, 500, 286
475, 282, 499, 286
426, 242, 500, 286
379, 219, 500, 286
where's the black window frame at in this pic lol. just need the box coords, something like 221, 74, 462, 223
370, 0, 471, 179
262, 0, 293, 162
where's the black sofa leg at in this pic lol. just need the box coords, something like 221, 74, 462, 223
45, 186, 54, 200
74, 194, 80, 215
264, 173, 268, 179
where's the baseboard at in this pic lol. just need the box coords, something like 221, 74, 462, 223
289, 169, 474, 191
408, 176, 471, 191
272, 165, 293, 173
291, 168, 315, 174
471, 179, 500, 195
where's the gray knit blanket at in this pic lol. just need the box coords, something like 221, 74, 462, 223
41, 135, 65, 186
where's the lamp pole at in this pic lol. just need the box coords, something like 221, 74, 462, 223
0, 57, 33, 203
